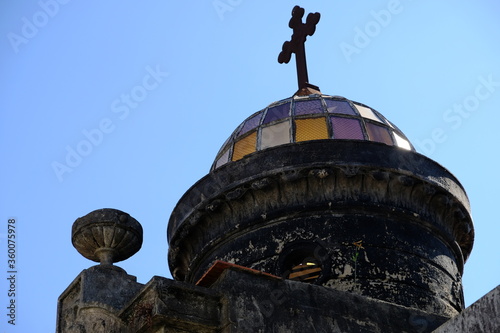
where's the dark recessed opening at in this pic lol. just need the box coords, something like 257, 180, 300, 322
278, 240, 330, 284
289, 260, 322, 282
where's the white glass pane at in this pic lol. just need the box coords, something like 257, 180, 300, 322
260, 121, 290, 149
355, 104, 383, 123
394, 132, 412, 150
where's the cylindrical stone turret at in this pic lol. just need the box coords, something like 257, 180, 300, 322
167, 94, 474, 318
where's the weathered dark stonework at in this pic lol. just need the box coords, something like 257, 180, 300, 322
56, 137, 499, 332
55, 6, 500, 325
119, 276, 223, 332
168, 140, 473, 318
433, 285, 500, 332
56, 258, 499, 332
58, 262, 463, 332
208, 265, 450, 332
57, 265, 142, 333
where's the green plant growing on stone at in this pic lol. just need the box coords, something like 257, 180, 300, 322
351, 240, 364, 284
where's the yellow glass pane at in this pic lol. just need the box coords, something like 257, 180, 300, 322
232, 131, 257, 161
295, 117, 329, 142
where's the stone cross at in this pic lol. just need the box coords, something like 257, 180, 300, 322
278, 6, 320, 91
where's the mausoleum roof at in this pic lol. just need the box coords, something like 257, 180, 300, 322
211, 93, 414, 171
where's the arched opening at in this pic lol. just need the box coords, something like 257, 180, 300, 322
278, 240, 329, 283
289, 260, 322, 282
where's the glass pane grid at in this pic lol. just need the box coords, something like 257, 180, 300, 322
371, 109, 391, 126
215, 135, 232, 160
232, 131, 257, 161
394, 132, 412, 150
324, 99, 357, 115
295, 117, 329, 142
215, 148, 231, 169
355, 104, 383, 123
211, 96, 415, 170
238, 111, 263, 136
263, 102, 291, 124
366, 123, 393, 145
294, 99, 324, 116
331, 116, 365, 140
260, 121, 291, 149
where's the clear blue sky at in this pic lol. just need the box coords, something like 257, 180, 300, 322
1, 1, 499, 331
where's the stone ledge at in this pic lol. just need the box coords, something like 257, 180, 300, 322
210, 265, 449, 332
432, 285, 500, 332
119, 276, 223, 332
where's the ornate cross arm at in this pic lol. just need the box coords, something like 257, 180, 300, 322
278, 6, 320, 91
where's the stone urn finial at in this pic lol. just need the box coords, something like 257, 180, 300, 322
72, 208, 143, 266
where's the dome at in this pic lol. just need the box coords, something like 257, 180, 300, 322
212, 94, 414, 170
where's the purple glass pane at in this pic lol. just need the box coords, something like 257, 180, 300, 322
331, 117, 364, 140
238, 112, 263, 136
215, 148, 230, 169
366, 123, 393, 145
263, 103, 291, 124
325, 100, 356, 115
294, 99, 324, 115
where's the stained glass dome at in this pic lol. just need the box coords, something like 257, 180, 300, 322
211, 94, 414, 171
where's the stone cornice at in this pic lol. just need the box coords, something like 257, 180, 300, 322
168, 140, 474, 282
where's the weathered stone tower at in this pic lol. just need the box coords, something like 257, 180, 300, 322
167, 5, 473, 319
57, 6, 499, 333
167, 93, 473, 319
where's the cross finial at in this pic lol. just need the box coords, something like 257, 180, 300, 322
278, 6, 321, 92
